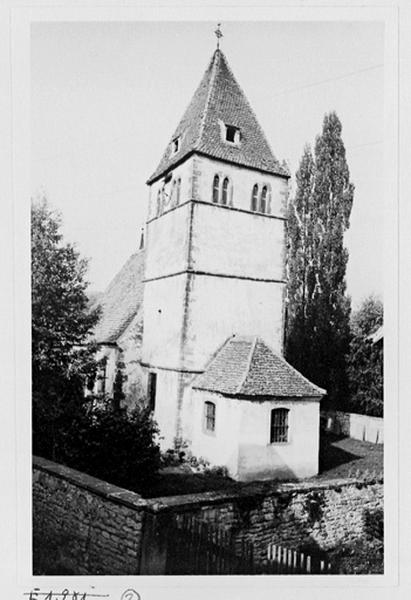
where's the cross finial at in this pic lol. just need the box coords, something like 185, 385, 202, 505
215, 23, 223, 49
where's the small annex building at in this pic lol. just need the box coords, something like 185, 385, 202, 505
187, 336, 323, 481
92, 45, 325, 481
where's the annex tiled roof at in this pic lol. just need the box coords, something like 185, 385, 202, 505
147, 49, 288, 183
92, 250, 145, 344
193, 335, 325, 398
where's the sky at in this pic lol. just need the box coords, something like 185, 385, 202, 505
31, 21, 384, 308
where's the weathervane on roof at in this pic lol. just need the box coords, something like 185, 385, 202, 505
215, 23, 223, 49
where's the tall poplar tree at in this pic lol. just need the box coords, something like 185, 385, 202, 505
285, 112, 354, 405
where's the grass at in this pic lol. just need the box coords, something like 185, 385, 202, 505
141, 470, 242, 498
141, 433, 383, 498
316, 432, 383, 480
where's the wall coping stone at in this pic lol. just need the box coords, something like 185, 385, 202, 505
144, 477, 383, 512
322, 410, 383, 424
33, 456, 148, 511
34, 456, 383, 515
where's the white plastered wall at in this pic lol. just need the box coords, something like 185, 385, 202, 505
187, 390, 320, 482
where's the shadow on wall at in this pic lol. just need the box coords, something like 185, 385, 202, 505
230, 488, 384, 574
237, 444, 314, 482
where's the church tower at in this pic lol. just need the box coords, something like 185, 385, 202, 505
141, 48, 292, 449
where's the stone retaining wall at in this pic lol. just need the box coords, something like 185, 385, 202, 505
33, 456, 383, 574
33, 456, 147, 575
149, 478, 383, 561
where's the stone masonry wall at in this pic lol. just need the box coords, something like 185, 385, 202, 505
33, 457, 147, 575
150, 478, 384, 562
33, 456, 383, 574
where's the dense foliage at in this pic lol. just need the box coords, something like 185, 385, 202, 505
32, 198, 161, 491
286, 112, 354, 406
32, 197, 100, 459
346, 296, 383, 416
61, 402, 161, 494
329, 508, 384, 574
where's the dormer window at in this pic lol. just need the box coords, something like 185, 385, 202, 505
172, 136, 181, 154
225, 124, 240, 144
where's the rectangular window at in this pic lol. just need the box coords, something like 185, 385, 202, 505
204, 401, 216, 432
270, 408, 289, 443
148, 372, 157, 412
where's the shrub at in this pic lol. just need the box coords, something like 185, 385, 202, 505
329, 538, 383, 574
58, 402, 161, 495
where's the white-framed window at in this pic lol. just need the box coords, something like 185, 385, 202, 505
270, 408, 289, 443
204, 401, 216, 433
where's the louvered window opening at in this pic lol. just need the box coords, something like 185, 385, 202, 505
222, 177, 229, 205
270, 408, 289, 443
260, 186, 268, 213
204, 401, 216, 432
251, 184, 258, 211
212, 175, 219, 203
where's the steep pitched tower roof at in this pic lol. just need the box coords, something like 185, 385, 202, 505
147, 49, 288, 184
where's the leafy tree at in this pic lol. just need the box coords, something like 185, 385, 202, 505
346, 295, 383, 416
32, 197, 101, 459
61, 403, 161, 495
32, 197, 161, 489
286, 112, 354, 406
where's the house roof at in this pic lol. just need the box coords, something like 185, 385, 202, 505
92, 250, 145, 344
192, 335, 325, 398
147, 49, 288, 184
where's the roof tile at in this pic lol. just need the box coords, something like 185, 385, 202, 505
92, 250, 145, 344
148, 50, 288, 183
193, 335, 325, 398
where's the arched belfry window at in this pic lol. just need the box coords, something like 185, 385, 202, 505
212, 175, 220, 203
270, 408, 289, 443
156, 190, 162, 216
222, 177, 229, 205
251, 184, 258, 212
176, 178, 181, 205
260, 186, 268, 214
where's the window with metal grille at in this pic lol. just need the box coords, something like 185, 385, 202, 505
204, 401, 216, 432
270, 408, 289, 443
251, 184, 258, 211
212, 175, 220, 203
